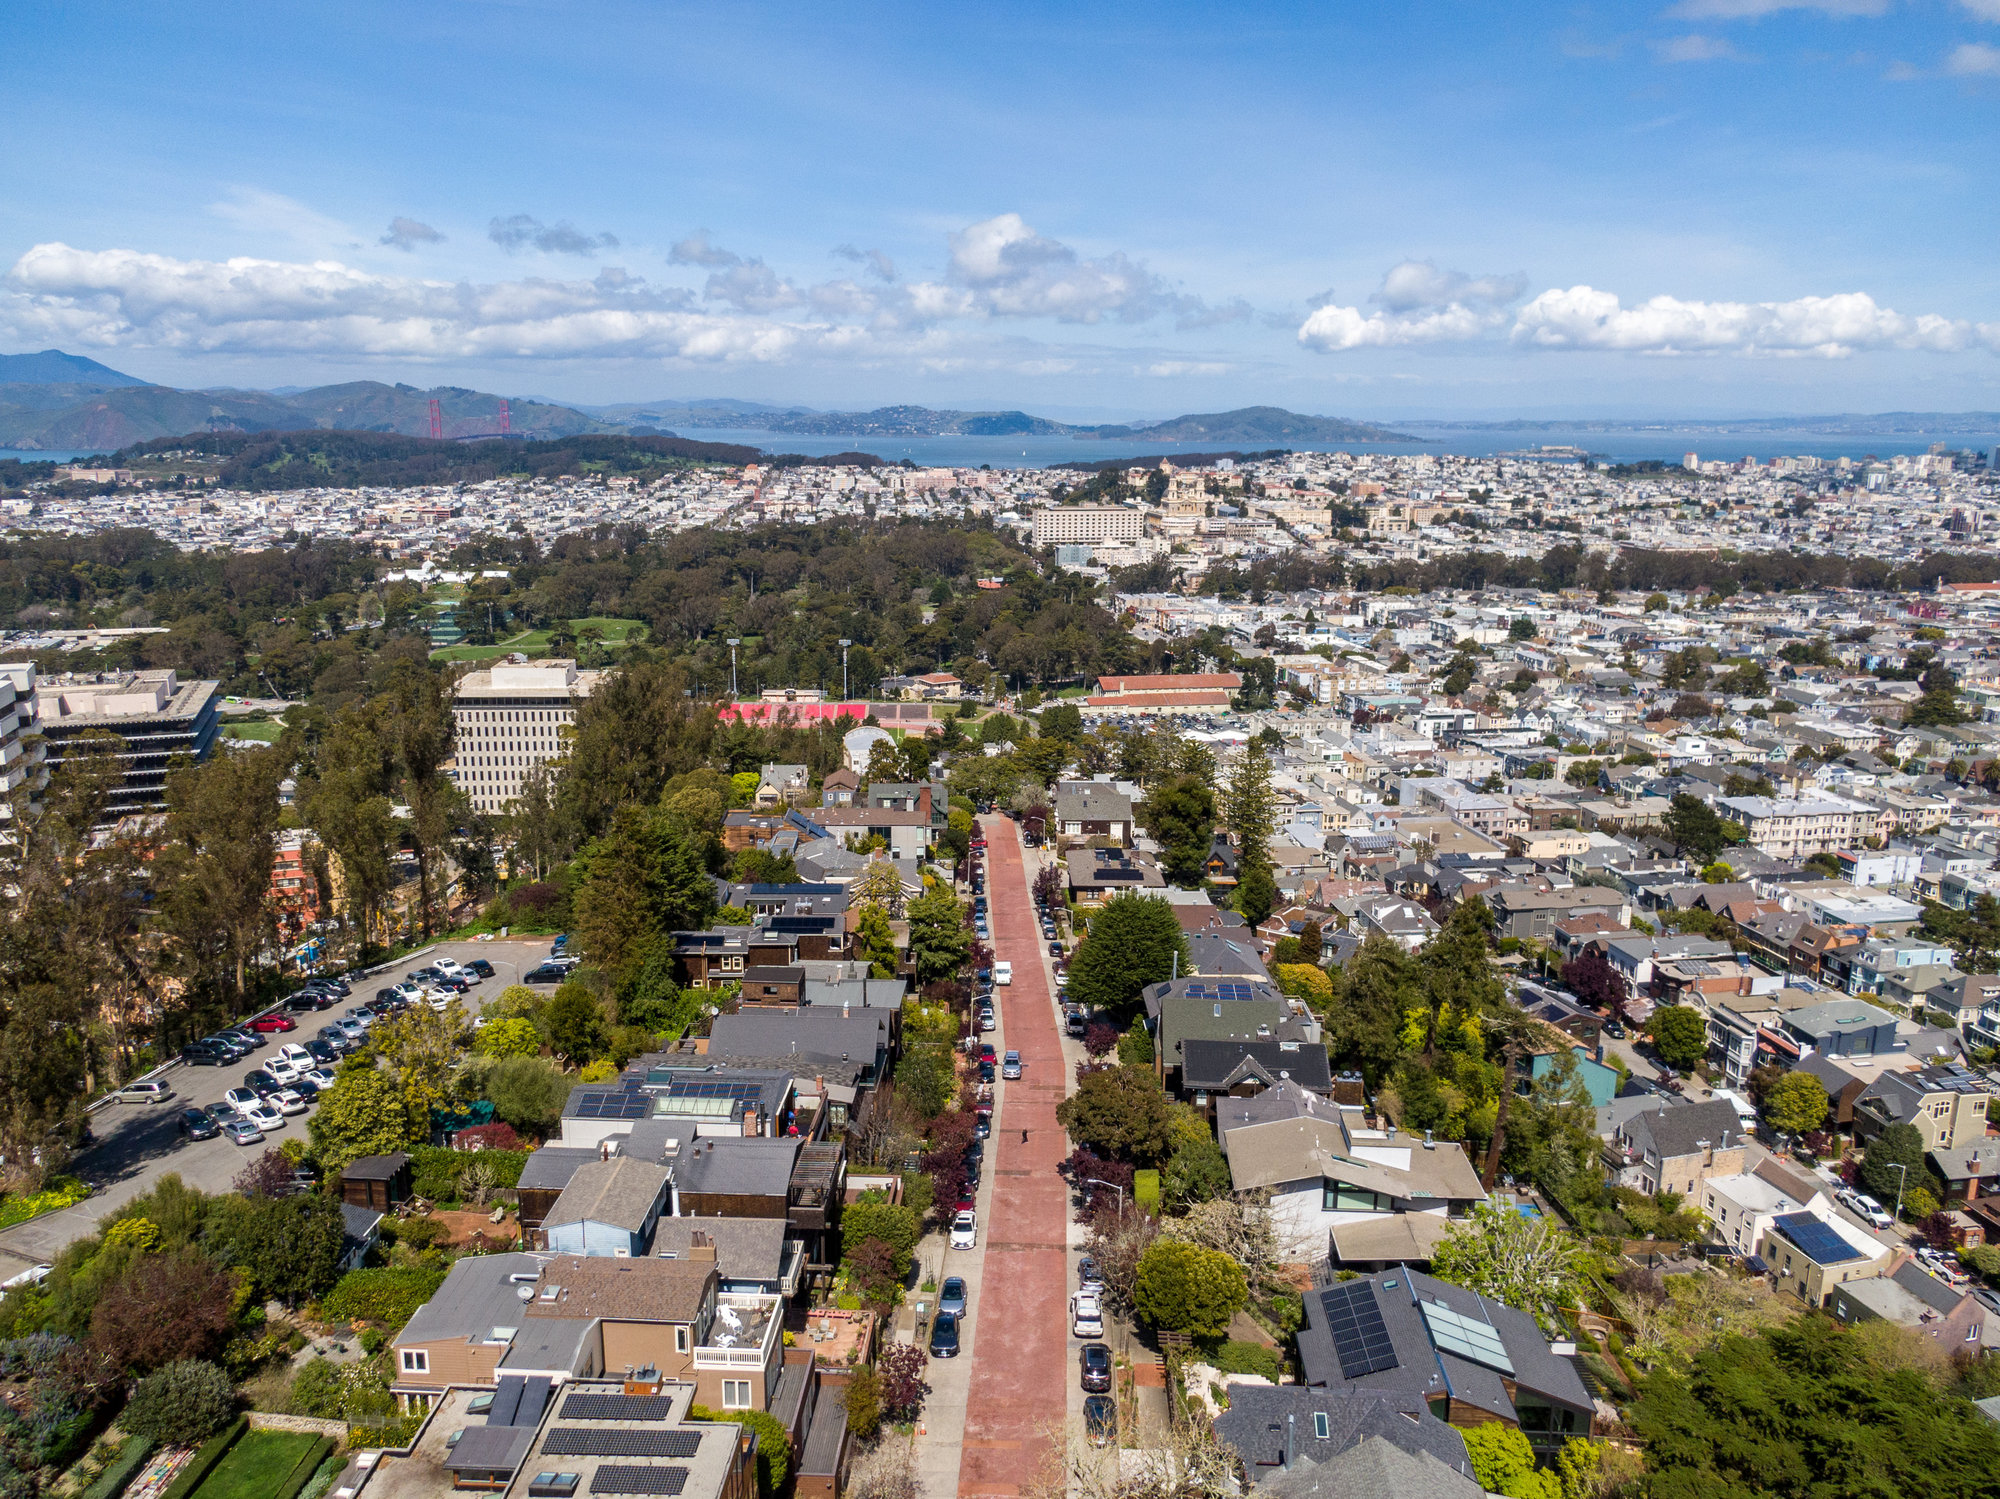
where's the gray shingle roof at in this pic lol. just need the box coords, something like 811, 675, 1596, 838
1215, 1387, 1472, 1484
543, 1158, 670, 1232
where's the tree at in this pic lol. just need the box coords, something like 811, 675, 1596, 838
842, 1364, 882, 1441
151, 747, 288, 1006
842, 1194, 921, 1279
541, 984, 608, 1065
876, 1344, 930, 1422
1429, 1202, 1584, 1318
1762, 1072, 1829, 1137
1056, 1066, 1174, 1164
852, 859, 906, 916
570, 804, 717, 983
904, 884, 971, 987
1649, 1005, 1708, 1072
1132, 1239, 1246, 1338
1859, 1121, 1928, 1208
1064, 893, 1190, 1020
121, 1359, 236, 1447
88, 1250, 236, 1373
309, 1061, 418, 1173
1509, 615, 1537, 641
1039, 702, 1084, 744
1235, 861, 1278, 928
1462, 1426, 1558, 1499
1664, 793, 1730, 864
478, 1016, 542, 1059
1142, 777, 1216, 888
205, 1191, 346, 1305
853, 902, 898, 978
1161, 1137, 1231, 1212
894, 1043, 955, 1121
1226, 741, 1276, 924
373, 999, 467, 1132
487, 1055, 570, 1136
1322, 934, 1420, 1085
1559, 947, 1625, 1016
1631, 1316, 2000, 1499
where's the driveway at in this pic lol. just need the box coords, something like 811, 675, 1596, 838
0, 936, 561, 1277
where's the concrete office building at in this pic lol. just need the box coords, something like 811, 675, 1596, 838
1030, 505, 1144, 547
0, 666, 45, 823
33, 668, 218, 818
453, 660, 605, 814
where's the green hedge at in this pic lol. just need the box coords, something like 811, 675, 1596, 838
1209, 1340, 1283, 1383
1133, 1170, 1160, 1213
319, 1266, 446, 1330
159, 1416, 247, 1499
407, 1146, 528, 1200
81, 1435, 155, 1499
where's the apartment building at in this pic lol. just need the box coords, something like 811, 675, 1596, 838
1716, 794, 1875, 858
1030, 505, 1144, 547
0, 665, 45, 822
34, 667, 219, 818
453, 660, 604, 814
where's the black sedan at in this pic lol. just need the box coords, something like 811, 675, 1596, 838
928, 1310, 961, 1358
1084, 1395, 1117, 1448
1080, 1343, 1113, 1393
179, 1043, 227, 1066
178, 1107, 220, 1140
466, 958, 496, 978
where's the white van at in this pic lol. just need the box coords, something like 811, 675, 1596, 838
1071, 1290, 1104, 1338
994, 961, 1013, 986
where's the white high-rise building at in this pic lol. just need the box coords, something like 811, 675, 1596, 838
452, 660, 603, 814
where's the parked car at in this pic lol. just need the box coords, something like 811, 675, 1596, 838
117, 1079, 175, 1105
1078, 1255, 1103, 1289
273, 1088, 311, 1114
277, 1043, 314, 1069
249, 1012, 296, 1032
178, 1107, 220, 1140
929, 1310, 962, 1358
1002, 1050, 1023, 1079
220, 1027, 266, 1050
978, 1011, 996, 1034
1083, 1395, 1117, 1448
1080, 1343, 1113, 1393
304, 1041, 341, 1067
1847, 1192, 1895, 1230
950, 1211, 977, 1250
466, 958, 496, 978
283, 993, 330, 1012
978, 1060, 995, 1083
263, 1058, 301, 1084
179, 1042, 226, 1066
302, 1067, 338, 1091
1072, 1290, 1104, 1338
222, 1118, 265, 1146
240, 1100, 285, 1132
1603, 1020, 1627, 1039
524, 963, 568, 984
223, 1087, 263, 1112
1064, 1006, 1087, 1037
994, 962, 1013, 985
938, 1276, 968, 1319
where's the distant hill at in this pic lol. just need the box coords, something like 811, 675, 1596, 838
631, 402, 1419, 443
0, 375, 615, 451
0, 349, 147, 387
1093, 406, 1419, 444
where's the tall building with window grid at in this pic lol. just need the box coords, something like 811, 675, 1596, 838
453, 660, 603, 813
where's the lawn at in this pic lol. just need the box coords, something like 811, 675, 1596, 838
187, 1431, 320, 1499
221, 721, 285, 743
430, 617, 645, 663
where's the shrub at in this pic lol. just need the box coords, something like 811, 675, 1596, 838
80, 1434, 154, 1499
843, 1365, 882, 1440
158, 1417, 248, 1499
1134, 1240, 1247, 1339
122, 1360, 236, 1447
1210, 1340, 1282, 1383
1272, 963, 1332, 1004
688, 1406, 790, 1499
319, 1266, 446, 1330
452, 1122, 523, 1152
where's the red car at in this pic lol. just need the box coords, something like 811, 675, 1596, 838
248, 1013, 296, 1033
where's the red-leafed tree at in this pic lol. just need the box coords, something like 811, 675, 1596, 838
89, 1251, 237, 1374
877, 1344, 930, 1422
1560, 947, 1627, 1016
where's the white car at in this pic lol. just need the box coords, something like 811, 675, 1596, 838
1847, 1192, 1894, 1230
264, 1057, 301, 1083
271, 1090, 310, 1115
433, 957, 465, 976
240, 1100, 285, 1132
950, 1211, 977, 1250
1071, 1290, 1104, 1338
277, 1043, 314, 1070
303, 1068, 338, 1091
993, 962, 1013, 986
978, 1010, 997, 1033
223, 1087, 262, 1113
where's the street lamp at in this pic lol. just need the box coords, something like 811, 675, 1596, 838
1888, 1161, 1910, 1225
839, 638, 852, 701
726, 638, 742, 699
1084, 1178, 1127, 1218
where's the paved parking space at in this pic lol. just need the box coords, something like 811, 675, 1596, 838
0, 936, 562, 1276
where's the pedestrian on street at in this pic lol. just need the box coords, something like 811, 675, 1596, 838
1021, 1128, 1028, 1144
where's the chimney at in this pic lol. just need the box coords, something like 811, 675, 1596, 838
743, 1106, 761, 1137
688, 1231, 717, 1262
600, 1140, 612, 1162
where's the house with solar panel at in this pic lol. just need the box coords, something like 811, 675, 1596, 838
1759, 1209, 1890, 1307
559, 1069, 799, 1151
1295, 1269, 1594, 1461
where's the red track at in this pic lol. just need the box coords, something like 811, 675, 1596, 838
956, 817, 1068, 1498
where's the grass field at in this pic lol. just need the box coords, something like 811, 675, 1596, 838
431, 617, 645, 663
188, 1431, 319, 1499
221, 721, 285, 743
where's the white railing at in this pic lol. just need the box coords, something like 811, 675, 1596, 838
692, 1345, 768, 1368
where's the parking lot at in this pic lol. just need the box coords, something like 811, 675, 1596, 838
0, 935, 565, 1279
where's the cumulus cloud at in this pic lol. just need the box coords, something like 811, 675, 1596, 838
1512, 285, 2000, 356
380, 217, 444, 252
487, 214, 619, 256
1374, 260, 1525, 313
1653, 33, 1747, 61
1962, 0, 2000, 20
938, 213, 1214, 325
1665, 0, 1886, 15
833, 244, 898, 282
1298, 260, 1524, 352
1945, 40, 2000, 72
668, 230, 741, 268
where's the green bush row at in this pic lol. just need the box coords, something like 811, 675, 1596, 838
80, 1435, 155, 1499
319, 1266, 447, 1329
407, 1145, 529, 1198
159, 1416, 247, 1499
271, 1436, 336, 1499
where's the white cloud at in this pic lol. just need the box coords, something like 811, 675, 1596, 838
380, 217, 443, 252
1664, 0, 1887, 17
1146, 360, 1232, 376
1299, 260, 1524, 352
1653, 34, 1747, 61
1512, 285, 2000, 355
1945, 40, 2000, 72
488, 215, 619, 256
832, 244, 898, 282
1961, 0, 2000, 20
1374, 260, 1526, 312
940, 213, 1172, 323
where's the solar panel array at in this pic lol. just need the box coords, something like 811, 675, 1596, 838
1318, 1281, 1399, 1378
557, 1395, 681, 1423
667, 1077, 768, 1103
1774, 1212, 1865, 1265
590, 1467, 689, 1495
1419, 1299, 1515, 1375
1183, 982, 1260, 1003
542, 1429, 704, 1458
570, 1089, 650, 1121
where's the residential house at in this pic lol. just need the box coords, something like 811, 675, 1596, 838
754, 764, 808, 808
1051, 782, 1136, 848
1485, 884, 1629, 942
1179, 1036, 1334, 1116
1294, 1270, 1595, 1459
391, 1253, 598, 1407
541, 1158, 672, 1258
1214, 1387, 1477, 1496
1716, 795, 1875, 858
1760, 1210, 1891, 1307
1065, 849, 1166, 907
652, 1219, 804, 1298
1700, 1161, 1830, 1259
1854, 1063, 1996, 1152
1607, 1099, 1748, 1196
1152, 991, 1296, 1091
1830, 1256, 2000, 1352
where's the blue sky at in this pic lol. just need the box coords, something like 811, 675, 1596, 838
4, 0, 1999, 419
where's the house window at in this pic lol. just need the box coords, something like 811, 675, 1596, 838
400, 1349, 428, 1374
1324, 1182, 1389, 1214
1312, 1413, 1329, 1440
722, 1380, 752, 1410
675, 1326, 690, 1354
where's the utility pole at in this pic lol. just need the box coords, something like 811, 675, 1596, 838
727, 638, 741, 699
